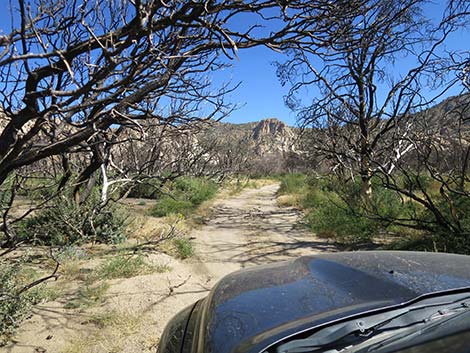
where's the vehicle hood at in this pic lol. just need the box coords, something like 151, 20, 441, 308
195, 251, 470, 353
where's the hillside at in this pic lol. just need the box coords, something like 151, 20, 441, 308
204, 94, 469, 156
207, 117, 298, 155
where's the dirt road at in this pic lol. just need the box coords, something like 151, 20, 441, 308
3, 183, 334, 353
190, 183, 334, 282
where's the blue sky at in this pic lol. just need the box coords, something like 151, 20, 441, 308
212, 46, 296, 125
217, 2, 470, 126
0, 2, 468, 127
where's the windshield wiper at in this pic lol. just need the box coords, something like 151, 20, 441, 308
356, 307, 470, 353
275, 294, 470, 353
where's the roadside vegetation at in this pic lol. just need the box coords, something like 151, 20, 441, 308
172, 238, 195, 259
277, 174, 470, 254
17, 191, 129, 246
149, 177, 218, 217
0, 175, 225, 343
0, 258, 63, 344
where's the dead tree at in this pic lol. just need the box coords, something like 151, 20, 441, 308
0, 0, 297, 186
278, 0, 464, 199
0, 0, 299, 250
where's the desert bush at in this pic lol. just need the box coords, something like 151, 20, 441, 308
277, 174, 414, 244
368, 186, 409, 221
0, 260, 52, 344
277, 175, 370, 241
96, 254, 155, 280
16, 193, 128, 246
277, 173, 470, 252
173, 238, 194, 259
151, 198, 194, 217
0, 180, 13, 209
277, 173, 308, 196
0, 262, 30, 343
151, 177, 218, 217
303, 191, 376, 243
413, 193, 470, 253
306, 179, 418, 242
171, 177, 218, 207
276, 174, 311, 208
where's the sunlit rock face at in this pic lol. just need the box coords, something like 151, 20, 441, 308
250, 118, 297, 155
252, 118, 289, 140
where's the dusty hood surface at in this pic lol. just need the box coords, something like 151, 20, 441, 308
196, 251, 470, 353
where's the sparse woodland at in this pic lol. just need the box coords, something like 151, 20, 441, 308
277, 0, 470, 253
0, 0, 469, 346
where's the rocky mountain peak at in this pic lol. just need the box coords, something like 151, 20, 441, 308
252, 118, 288, 140
249, 118, 296, 154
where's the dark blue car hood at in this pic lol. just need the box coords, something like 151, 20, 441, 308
194, 251, 470, 353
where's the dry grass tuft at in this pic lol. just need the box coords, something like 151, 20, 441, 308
60, 261, 90, 281
276, 194, 302, 207
62, 310, 141, 353
64, 282, 110, 310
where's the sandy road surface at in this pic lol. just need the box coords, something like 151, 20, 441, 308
3, 183, 334, 353
190, 183, 335, 283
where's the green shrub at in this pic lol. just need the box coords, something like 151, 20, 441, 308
304, 194, 376, 243
277, 175, 413, 244
277, 174, 470, 252
276, 174, 371, 242
0, 183, 13, 210
86, 207, 128, 244
277, 173, 308, 195
368, 186, 414, 222
150, 177, 218, 217
300, 186, 329, 209
173, 238, 194, 259
175, 177, 218, 206
16, 194, 128, 246
415, 193, 470, 253
151, 198, 193, 217
96, 254, 154, 280
0, 261, 64, 344
0, 261, 40, 344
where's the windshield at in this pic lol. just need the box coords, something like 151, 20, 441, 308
265, 292, 470, 353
